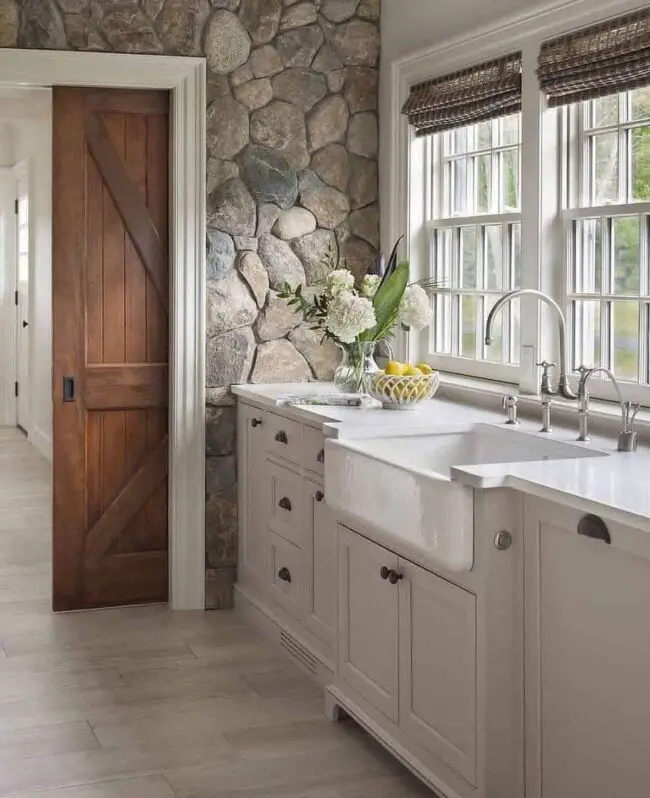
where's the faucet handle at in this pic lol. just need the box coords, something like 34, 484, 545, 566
537, 360, 557, 373
502, 394, 519, 425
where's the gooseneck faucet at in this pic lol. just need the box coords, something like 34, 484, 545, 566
485, 289, 577, 400
577, 366, 641, 451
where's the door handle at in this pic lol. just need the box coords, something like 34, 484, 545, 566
63, 376, 76, 403
22, 320, 28, 328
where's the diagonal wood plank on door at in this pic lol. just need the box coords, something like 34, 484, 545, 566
85, 111, 168, 315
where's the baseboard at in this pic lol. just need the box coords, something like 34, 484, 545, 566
30, 425, 52, 462
234, 583, 335, 686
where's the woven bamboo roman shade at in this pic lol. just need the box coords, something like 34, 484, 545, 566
538, 10, 650, 107
402, 53, 522, 137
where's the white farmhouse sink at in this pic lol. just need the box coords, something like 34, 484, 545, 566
325, 424, 607, 573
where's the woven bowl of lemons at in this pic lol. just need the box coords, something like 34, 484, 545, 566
364, 362, 440, 410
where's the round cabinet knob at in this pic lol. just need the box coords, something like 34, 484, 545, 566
251, 418, 262, 428
275, 430, 288, 444
494, 530, 513, 551
278, 567, 292, 583
379, 566, 390, 580
388, 569, 403, 585
317, 449, 325, 464
315, 490, 325, 503
278, 497, 292, 512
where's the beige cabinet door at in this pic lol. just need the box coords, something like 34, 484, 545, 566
237, 403, 267, 587
398, 559, 477, 786
303, 480, 337, 657
338, 525, 399, 721
524, 497, 650, 798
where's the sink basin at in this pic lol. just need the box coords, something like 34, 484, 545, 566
348, 424, 603, 478
325, 424, 607, 573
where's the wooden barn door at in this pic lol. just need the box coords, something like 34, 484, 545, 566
52, 88, 170, 611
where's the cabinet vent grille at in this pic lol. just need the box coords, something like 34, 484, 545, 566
280, 630, 318, 675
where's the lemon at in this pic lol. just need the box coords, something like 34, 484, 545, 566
385, 360, 406, 376
402, 365, 421, 377
416, 363, 434, 375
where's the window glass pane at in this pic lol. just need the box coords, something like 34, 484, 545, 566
588, 95, 618, 128
445, 127, 468, 156
460, 226, 477, 288
476, 120, 491, 150
485, 225, 502, 290
630, 86, 650, 121
510, 298, 520, 365
449, 157, 468, 215
630, 126, 650, 201
575, 218, 602, 293
501, 148, 519, 211
434, 293, 452, 355
512, 223, 521, 287
573, 300, 602, 367
612, 301, 639, 379
435, 228, 453, 284
475, 154, 491, 213
484, 296, 502, 362
461, 296, 477, 358
612, 216, 640, 294
591, 132, 619, 204
499, 114, 520, 146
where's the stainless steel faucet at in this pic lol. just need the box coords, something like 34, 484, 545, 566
576, 366, 641, 451
485, 289, 577, 400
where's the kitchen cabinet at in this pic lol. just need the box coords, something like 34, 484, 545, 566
236, 401, 337, 673
237, 403, 267, 590
524, 497, 650, 798
338, 525, 400, 721
337, 524, 478, 784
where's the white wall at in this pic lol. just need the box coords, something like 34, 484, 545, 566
0, 90, 52, 460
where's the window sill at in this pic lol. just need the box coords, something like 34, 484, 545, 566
436, 371, 650, 441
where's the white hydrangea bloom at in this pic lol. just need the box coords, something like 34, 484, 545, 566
399, 284, 433, 331
360, 274, 381, 298
325, 268, 355, 295
326, 291, 377, 344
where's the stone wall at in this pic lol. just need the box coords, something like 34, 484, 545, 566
1, 0, 380, 609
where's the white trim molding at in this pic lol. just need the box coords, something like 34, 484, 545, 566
0, 49, 207, 611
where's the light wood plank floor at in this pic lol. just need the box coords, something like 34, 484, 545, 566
0, 428, 434, 797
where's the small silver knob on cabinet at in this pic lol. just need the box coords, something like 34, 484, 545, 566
494, 530, 513, 551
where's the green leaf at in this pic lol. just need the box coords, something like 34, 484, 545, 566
362, 261, 409, 340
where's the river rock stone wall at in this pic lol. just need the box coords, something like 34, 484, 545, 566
2, 0, 380, 608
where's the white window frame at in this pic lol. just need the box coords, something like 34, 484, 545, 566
386, 0, 649, 402
561, 94, 650, 404
423, 116, 523, 382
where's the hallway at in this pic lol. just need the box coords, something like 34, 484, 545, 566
0, 429, 431, 797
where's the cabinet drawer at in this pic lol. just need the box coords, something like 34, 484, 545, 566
266, 413, 302, 465
268, 532, 302, 620
303, 426, 326, 476
267, 463, 304, 547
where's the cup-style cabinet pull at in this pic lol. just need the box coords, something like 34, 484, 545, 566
317, 448, 325, 464
251, 418, 263, 428
380, 566, 402, 584
278, 496, 292, 512
578, 514, 611, 544
315, 490, 325, 503
275, 430, 288, 444
278, 567, 292, 583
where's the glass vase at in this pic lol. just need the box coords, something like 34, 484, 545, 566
333, 341, 382, 393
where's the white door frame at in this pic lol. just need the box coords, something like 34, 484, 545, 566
0, 49, 207, 611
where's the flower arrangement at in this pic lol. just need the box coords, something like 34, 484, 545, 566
279, 238, 434, 391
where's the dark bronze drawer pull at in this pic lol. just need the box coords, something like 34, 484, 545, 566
275, 430, 288, 444
317, 448, 325, 464
251, 418, 262, 428
315, 490, 325, 503
278, 567, 292, 583
578, 514, 611, 544
278, 496, 292, 512
380, 566, 402, 584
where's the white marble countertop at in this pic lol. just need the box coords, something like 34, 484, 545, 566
232, 382, 650, 531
